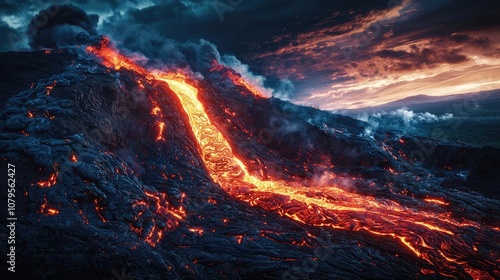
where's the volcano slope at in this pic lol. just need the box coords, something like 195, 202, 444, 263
0, 47, 499, 280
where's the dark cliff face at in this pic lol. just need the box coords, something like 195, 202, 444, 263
0, 50, 499, 279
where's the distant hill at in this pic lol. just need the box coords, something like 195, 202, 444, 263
340, 90, 500, 148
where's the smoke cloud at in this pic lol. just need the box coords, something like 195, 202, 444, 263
101, 15, 295, 98
28, 4, 100, 49
221, 55, 296, 99
25, 4, 294, 99
273, 78, 295, 101
221, 55, 273, 97
100, 19, 224, 74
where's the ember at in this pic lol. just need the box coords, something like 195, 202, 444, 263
45, 80, 57, 95
40, 198, 59, 215
38, 172, 58, 187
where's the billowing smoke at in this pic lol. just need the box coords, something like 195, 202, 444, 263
355, 108, 453, 135
221, 55, 296, 99
26, 4, 294, 98
273, 78, 295, 100
99, 20, 224, 73
182, 40, 222, 73
221, 55, 273, 97
28, 5, 100, 49
100, 15, 294, 97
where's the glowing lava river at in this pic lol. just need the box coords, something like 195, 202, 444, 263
86, 39, 500, 279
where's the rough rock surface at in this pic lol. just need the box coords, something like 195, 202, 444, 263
0, 50, 499, 279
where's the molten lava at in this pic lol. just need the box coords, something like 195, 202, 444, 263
424, 198, 449, 206
86, 38, 500, 279
131, 191, 186, 246
38, 172, 58, 187
156, 121, 165, 141
86, 38, 149, 76
40, 198, 59, 215
45, 80, 57, 95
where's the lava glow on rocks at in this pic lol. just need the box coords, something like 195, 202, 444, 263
86, 38, 499, 279
38, 172, 58, 188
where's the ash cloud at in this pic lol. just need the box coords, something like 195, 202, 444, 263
28, 4, 100, 49
100, 13, 294, 97
21, 2, 294, 99
99, 19, 220, 73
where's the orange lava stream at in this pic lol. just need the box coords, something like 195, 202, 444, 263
424, 198, 449, 205
157, 75, 459, 264
87, 40, 499, 278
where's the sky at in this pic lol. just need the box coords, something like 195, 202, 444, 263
1, 0, 500, 109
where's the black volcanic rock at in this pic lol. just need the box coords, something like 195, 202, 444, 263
0, 51, 71, 109
0, 49, 499, 280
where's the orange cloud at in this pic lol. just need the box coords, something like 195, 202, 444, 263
250, 1, 500, 110
304, 33, 500, 109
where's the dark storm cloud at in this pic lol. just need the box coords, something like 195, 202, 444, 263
0, 19, 18, 51
449, 34, 497, 51
373, 42, 469, 70
372, 32, 499, 69
396, 0, 500, 33
0, 0, 39, 14
0, 0, 137, 51
28, 4, 100, 49
0, 0, 134, 15
69, 0, 139, 11
119, 0, 391, 55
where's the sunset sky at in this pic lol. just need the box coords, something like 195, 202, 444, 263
1, 0, 499, 109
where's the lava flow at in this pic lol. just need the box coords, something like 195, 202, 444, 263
210, 60, 266, 98
86, 39, 499, 279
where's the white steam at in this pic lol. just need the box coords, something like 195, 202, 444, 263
221, 55, 273, 97
221, 55, 294, 99
355, 107, 453, 135
273, 78, 295, 101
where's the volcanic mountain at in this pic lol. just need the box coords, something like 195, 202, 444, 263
1, 39, 499, 280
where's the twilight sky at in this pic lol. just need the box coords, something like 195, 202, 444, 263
1, 0, 500, 109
